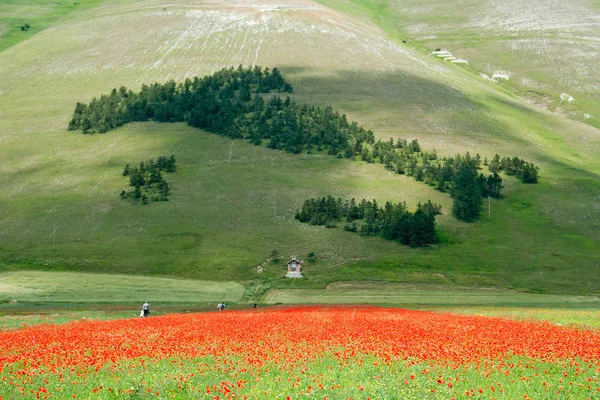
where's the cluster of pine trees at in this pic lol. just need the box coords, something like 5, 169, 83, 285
68, 65, 375, 155
368, 140, 507, 193
69, 66, 539, 222
487, 154, 539, 183
295, 196, 440, 247
120, 156, 176, 204
366, 142, 535, 221
68, 66, 291, 134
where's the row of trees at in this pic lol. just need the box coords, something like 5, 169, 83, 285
68, 65, 291, 134
362, 141, 538, 221
344, 136, 539, 222
367, 140, 498, 191
295, 196, 439, 247
68, 65, 375, 155
120, 156, 176, 203
488, 154, 539, 183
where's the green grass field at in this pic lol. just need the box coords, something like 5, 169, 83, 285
0, 270, 245, 330
434, 307, 600, 330
0, 0, 599, 303
1, 272, 598, 332
263, 282, 600, 308
0, 270, 244, 304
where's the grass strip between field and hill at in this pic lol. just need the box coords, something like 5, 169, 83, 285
1, 271, 599, 331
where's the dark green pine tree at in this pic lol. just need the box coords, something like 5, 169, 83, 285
486, 172, 504, 197
148, 169, 163, 185
436, 160, 454, 192
521, 163, 538, 184
239, 83, 252, 103
451, 161, 482, 222
129, 170, 145, 188
409, 208, 436, 247
167, 155, 176, 172
489, 154, 502, 173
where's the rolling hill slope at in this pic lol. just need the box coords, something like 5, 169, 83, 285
0, 0, 598, 294
319, 0, 600, 128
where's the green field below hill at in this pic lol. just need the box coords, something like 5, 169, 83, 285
1, 271, 598, 332
263, 282, 600, 308
0, 0, 599, 296
0, 270, 244, 304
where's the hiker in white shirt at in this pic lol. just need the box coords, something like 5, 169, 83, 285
142, 301, 150, 317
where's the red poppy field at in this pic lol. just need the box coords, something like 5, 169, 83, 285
1, 306, 599, 399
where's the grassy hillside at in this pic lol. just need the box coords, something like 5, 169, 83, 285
322, 0, 600, 127
0, 0, 111, 52
1, 0, 599, 294
318, 0, 600, 129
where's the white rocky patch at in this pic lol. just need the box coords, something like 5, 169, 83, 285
433, 51, 453, 58
431, 50, 468, 65
481, 73, 508, 82
560, 93, 576, 104
584, 113, 591, 119
492, 74, 510, 81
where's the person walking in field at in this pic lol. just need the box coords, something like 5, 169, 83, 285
217, 303, 222, 311
142, 301, 150, 318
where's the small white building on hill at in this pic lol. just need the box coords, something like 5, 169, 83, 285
286, 256, 303, 278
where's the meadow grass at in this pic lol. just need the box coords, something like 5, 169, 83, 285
2, 354, 597, 399
430, 307, 600, 330
1, 120, 598, 293
0, 0, 111, 52
0, 0, 599, 296
0, 270, 245, 330
1, 273, 598, 331
263, 282, 600, 308
0, 270, 244, 304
